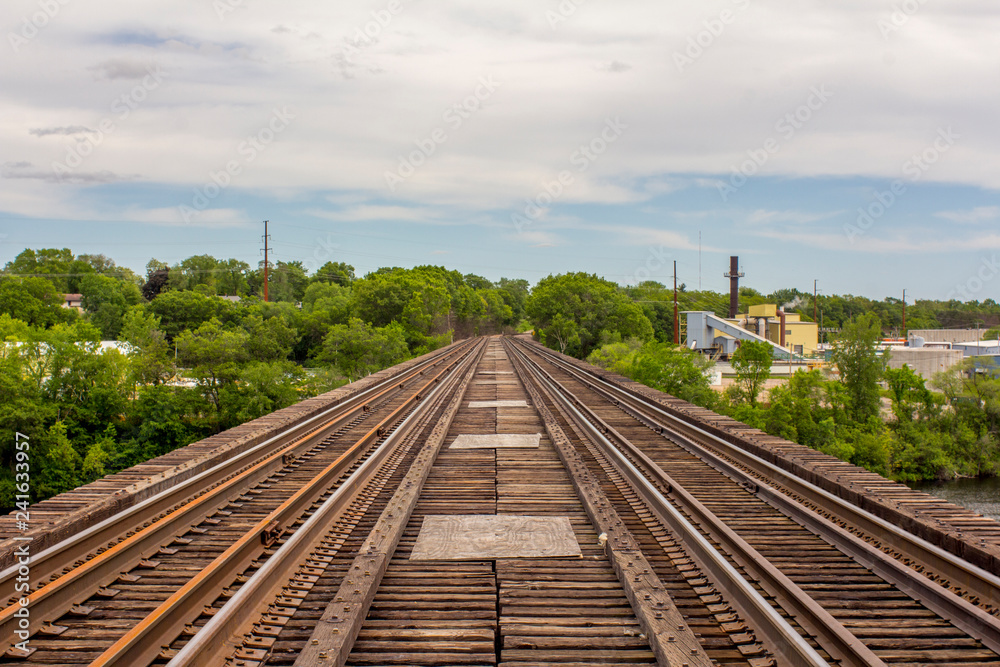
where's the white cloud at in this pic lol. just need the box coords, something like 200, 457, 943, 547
746, 209, 843, 225
935, 206, 1000, 224
755, 227, 1000, 254
2, 0, 1000, 258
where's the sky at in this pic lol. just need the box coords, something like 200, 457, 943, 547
1, 0, 999, 301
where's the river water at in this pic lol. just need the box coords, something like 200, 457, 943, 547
910, 477, 1000, 522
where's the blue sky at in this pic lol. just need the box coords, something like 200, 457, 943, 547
2, 0, 999, 301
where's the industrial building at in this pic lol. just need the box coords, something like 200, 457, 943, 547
885, 334, 1000, 381
684, 304, 818, 359
886, 348, 965, 380
909, 329, 986, 344
684, 256, 819, 359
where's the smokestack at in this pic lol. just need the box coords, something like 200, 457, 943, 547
724, 256, 744, 318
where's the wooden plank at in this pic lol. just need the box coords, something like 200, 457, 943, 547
293, 345, 484, 667
507, 343, 714, 667
409, 515, 582, 560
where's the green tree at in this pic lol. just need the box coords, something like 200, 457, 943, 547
146, 290, 233, 340
82, 425, 116, 482
319, 318, 410, 380
0, 277, 75, 328
498, 277, 530, 324
299, 282, 353, 360
314, 261, 355, 286
244, 315, 298, 362
79, 274, 142, 339
526, 273, 653, 358
126, 385, 210, 460
477, 288, 514, 334
982, 325, 1000, 341
176, 319, 250, 413
3, 248, 99, 292
831, 313, 886, 422
884, 364, 933, 421
586, 339, 643, 377
352, 269, 452, 348
120, 307, 175, 385
629, 342, 715, 406
169, 254, 221, 293
731, 340, 773, 406
218, 361, 304, 429
35, 421, 81, 499
267, 260, 310, 302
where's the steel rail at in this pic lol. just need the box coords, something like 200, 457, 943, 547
1, 339, 466, 595
507, 339, 884, 666
167, 339, 488, 667
514, 338, 1000, 655
86, 340, 483, 667
518, 339, 1000, 601
0, 341, 474, 653
504, 339, 832, 667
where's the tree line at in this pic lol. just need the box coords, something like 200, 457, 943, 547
2, 255, 998, 509
0, 248, 529, 509
529, 273, 1000, 483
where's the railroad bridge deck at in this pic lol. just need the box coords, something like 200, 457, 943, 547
2, 335, 1000, 666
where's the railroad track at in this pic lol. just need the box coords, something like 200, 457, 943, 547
505, 336, 1000, 665
5, 334, 1000, 666
0, 338, 481, 664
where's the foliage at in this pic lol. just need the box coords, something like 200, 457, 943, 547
79, 274, 142, 339
314, 261, 356, 286
0, 277, 75, 328
587, 340, 715, 407
6, 244, 1000, 510
319, 318, 410, 381
176, 318, 251, 413
217, 361, 305, 430
730, 340, 773, 406
831, 313, 886, 422
120, 307, 175, 385
884, 364, 934, 421
34, 422, 81, 499
527, 273, 653, 358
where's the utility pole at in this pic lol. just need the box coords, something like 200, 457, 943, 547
673, 260, 679, 344
813, 279, 818, 322
262, 220, 270, 302
901, 289, 906, 337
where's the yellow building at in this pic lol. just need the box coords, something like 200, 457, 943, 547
738, 305, 819, 355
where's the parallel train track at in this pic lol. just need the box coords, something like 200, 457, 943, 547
2, 335, 999, 666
